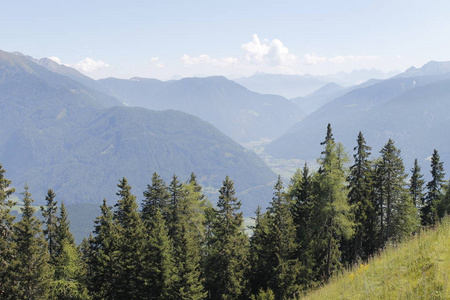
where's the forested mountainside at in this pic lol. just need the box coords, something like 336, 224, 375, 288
2, 123, 450, 299
0, 50, 276, 214
266, 61, 450, 173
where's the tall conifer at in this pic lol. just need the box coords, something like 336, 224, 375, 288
13, 186, 53, 299
422, 149, 445, 226
0, 163, 16, 297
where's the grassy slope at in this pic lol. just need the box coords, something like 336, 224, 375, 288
303, 218, 450, 299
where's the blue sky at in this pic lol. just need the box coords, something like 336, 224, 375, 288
2, 0, 450, 79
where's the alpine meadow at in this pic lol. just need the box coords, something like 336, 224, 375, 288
2, 1, 450, 299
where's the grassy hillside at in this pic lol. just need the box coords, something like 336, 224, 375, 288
303, 218, 450, 299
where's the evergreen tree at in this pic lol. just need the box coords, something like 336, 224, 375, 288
87, 199, 119, 300
248, 206, 271, 296
143, 208, 177, 300
375, 139, 418, 246
409, 158, 425, 210
205, 176, 249, 300
113, 178, 147, 299
311, 126, 353, 280
345, 132, 374, 263
288, 163, 315, 286
41, 189, 59, 261
422, 149, 445, 226
13, 185, 53, 299
142, 172, 170, 223
265, 176, 301, 300
52, 202, 90, 300
164, 176, 207, 299
0, 163, 16, 298
437, 182, 450, 219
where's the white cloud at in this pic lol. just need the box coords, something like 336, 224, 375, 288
182, 54, 238, 67
69, 57, 110, 72
48, 56, 62, 65
151, 57, 160, 62
242, 34, 297, 66
329, 55, 379, 64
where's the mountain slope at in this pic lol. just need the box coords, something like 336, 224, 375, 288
303, 218, 450, 299
0, 50, 276, 214
266, 63, 450, 167
235, 73, 328, 98
97, 76, 305, 143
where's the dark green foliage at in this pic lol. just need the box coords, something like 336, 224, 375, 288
0, 163, 16, 297
265, 177, 302, 299
142, 172, 170, 223
345, 132, 374, 263
13, 186, 53, 299
52, 202, 90, 300
375, 139, 418, 246
288, 163, 315, 285
41, 189, 59, 261
422, 149, 445, 226
311, 126, 354, 280
410, 158, 425, 210
205, 176, 249, 300
113, 178, 147, 299
142, 209, 177, 300
87, 199, 119, 299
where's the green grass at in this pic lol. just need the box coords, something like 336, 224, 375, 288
303, 218, 450, 300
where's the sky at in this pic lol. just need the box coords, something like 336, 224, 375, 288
2, 0, 450, 80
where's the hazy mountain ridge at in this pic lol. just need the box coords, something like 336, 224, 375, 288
266, 61, 450, 173
0, 50, 277, 214
96, 75, 305, 143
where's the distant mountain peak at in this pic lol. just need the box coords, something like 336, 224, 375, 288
400, 61, 450, 77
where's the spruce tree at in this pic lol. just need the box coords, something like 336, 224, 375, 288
345, 132, 374, 263
52, 202, 90, 300
142, 172, 170, 223
87, 199, 119, 300
0, 163, 16, 298
205, 176, 249, 300
113, 178, 147, 299
265, 176, 301, 300
13, 185, 53, 299
41, 189, 59, 261
422, 149, 445, 226
288, 163, 315, 286
143, 208, 177, 300
248, 207, 271, 296
375, 139, 418, 246
409, 158, 425, 210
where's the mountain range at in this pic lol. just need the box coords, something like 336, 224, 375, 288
0, 50, 277, 215
265, 61, 450, 174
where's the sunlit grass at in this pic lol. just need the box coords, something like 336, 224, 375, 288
303, 217, 450, 299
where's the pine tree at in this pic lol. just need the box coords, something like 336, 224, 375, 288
113, 178, 147, 299
13, 185, 53, 299
409, 158, 425, 210
41, 189, 59, 261
422, 149, 445, 226
52, 202, 90, 300
0, 163, 16, 298
345, 132, 374, 263
205, 176, 249, 300
87, 199, 119, 300
375, 139, 418, 246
